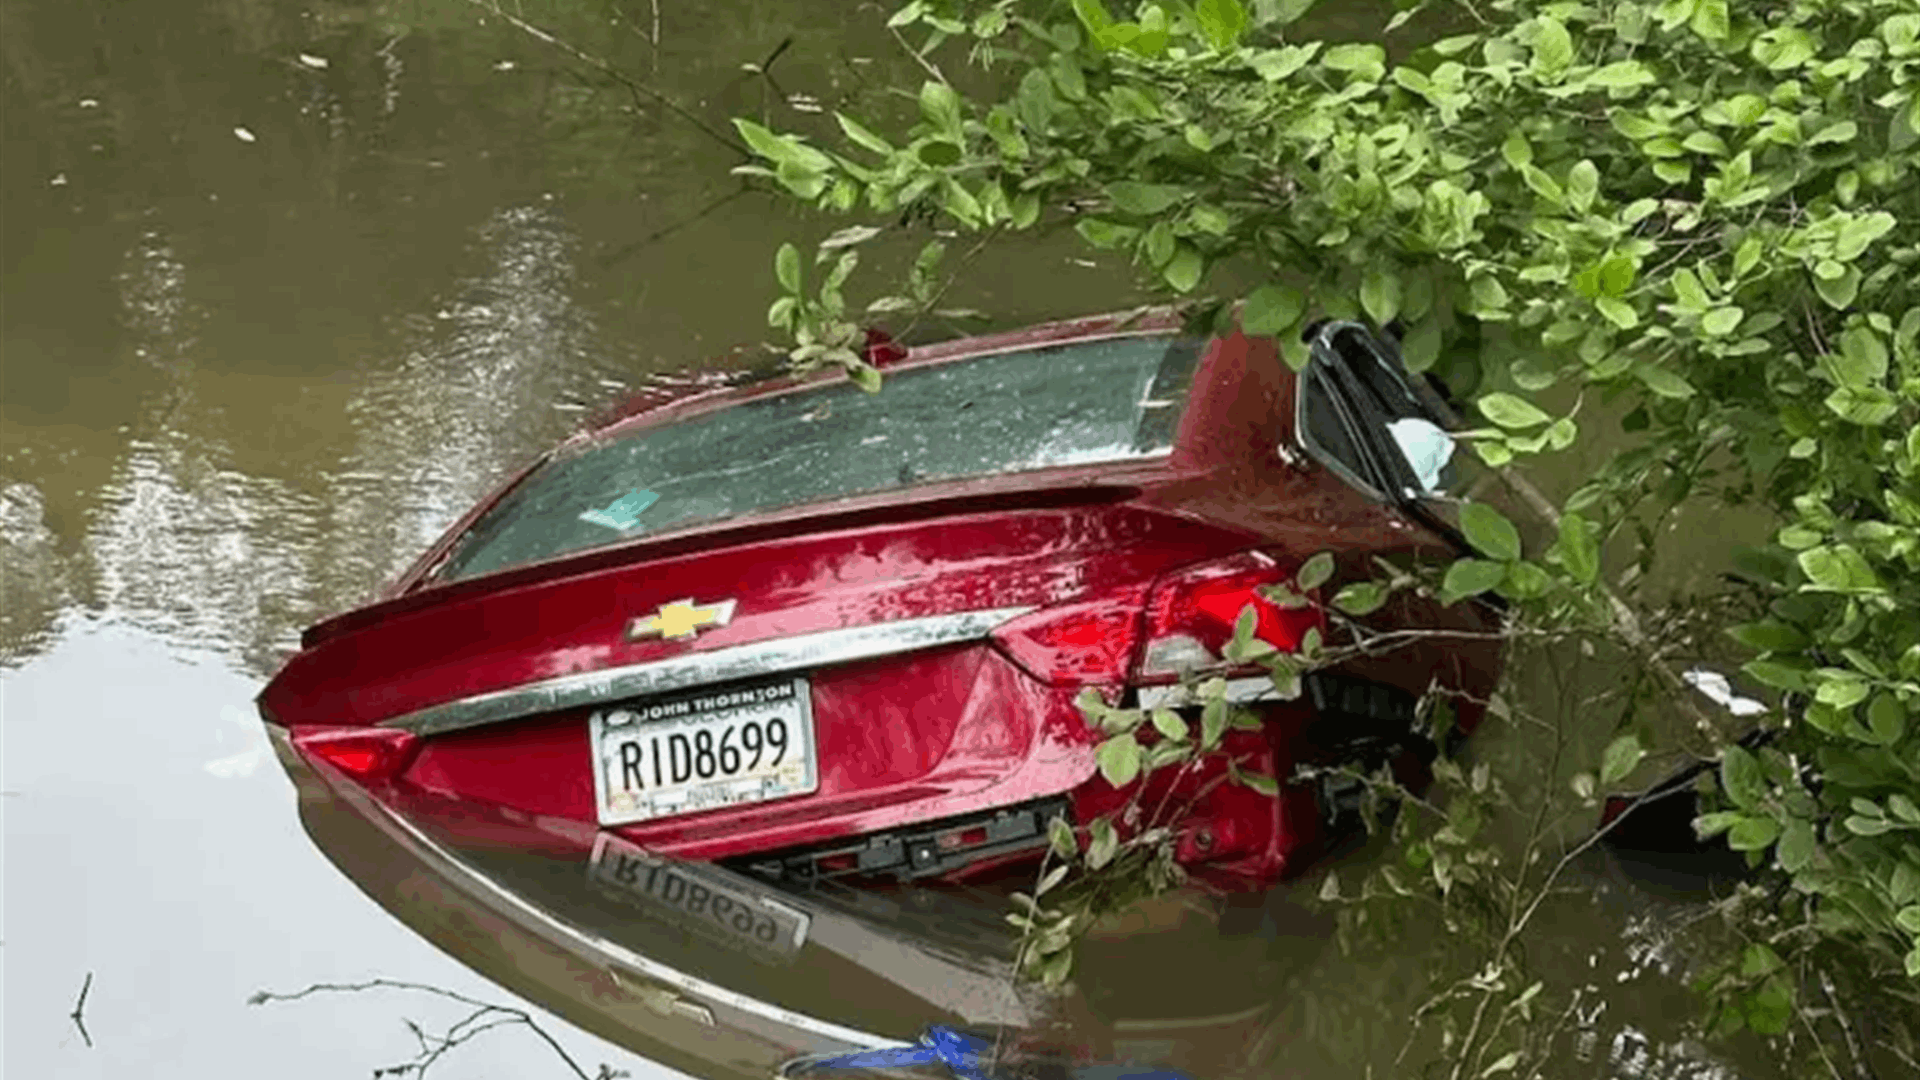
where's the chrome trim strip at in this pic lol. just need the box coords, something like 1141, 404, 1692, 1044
1135, 676, 1291, 711
381, 607, 1035, 737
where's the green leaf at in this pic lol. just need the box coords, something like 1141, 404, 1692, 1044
835, 115, 895, 159
1743, 659, 1808, 691
1846, 814, 1895, 836
1106, 181, 1186, 216
1478, 392, 1550, 428
1596, 297, 1639, 329
1807, 120, 1858, 147
1479, 1051, 1521, 1078
1897, 906, 1920, 934
1670, 268, 1710, 311
1600, 733, 1645, 784
1725, 620, 1808, 652
1835, 326, 1890, 385
1142, 221, 1176, 268
1163, 246, 1204, 292
1242, 284, 1306, 336
1440, 558, 1507, 603
1321, 43, 1386, 82
1742, 942, 1785, 978
1075, 219, 1134, 250
1635, 364, 1696, 399
1461, 502, 1522, 561
1814, 265, 1861, 309
1701, 307, 1745, 336
1297, 551, 1335, 591
1531, 16, 1574, 75
1361, 268, 1401, 326
1721, 745, 1766, 810
1151, 708, 1188, 742
1401, 319, 1441, 373
1240, 769, 1280, 796
917, 140, 962, 166
1087, 815, 1119, 868
918, 81, 963, 137
1690, 0, 1729, 42
1751, 26, 1818, 69
1695, 811, 1743, 839
1248, 43, 1320, 81
1333, 581, 1388, 615
1777, 818, 1816, 872
1070, 0, 1114, 35
1048, 815, 1078, 859
1200, 697, 1229, 750
775, 243, 802, 293
1588, 60, 1654, 88
1097, 733, 1143, 788
849, 361, 883, 393
1797, 545, 1882, 593
1728, 815, 1781, 851
1835, 212, 1896, 261
1555, 511, 1601, 585
1868, 693, 1909, 745
1194, 0, 1248, 51
1825, 386, 1898, 426
1566, 159, 1599, 213
1501, 129, 1533, 168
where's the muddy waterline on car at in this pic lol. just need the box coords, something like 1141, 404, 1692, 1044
3, 1, 1783, 1078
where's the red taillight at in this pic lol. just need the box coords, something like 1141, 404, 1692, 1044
293, 728, 420, 782
1137, 553, 1324, 680
990, 587, 1147, 685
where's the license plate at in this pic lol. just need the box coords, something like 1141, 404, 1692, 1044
588, 833, 811, 958
589, 675, 817, 827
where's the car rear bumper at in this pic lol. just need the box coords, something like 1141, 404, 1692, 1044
272, 723, 924, 1077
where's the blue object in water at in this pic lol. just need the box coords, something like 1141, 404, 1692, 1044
782, 1026, 1194, 1080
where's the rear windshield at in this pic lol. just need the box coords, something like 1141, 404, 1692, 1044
433, 334, 1205, 583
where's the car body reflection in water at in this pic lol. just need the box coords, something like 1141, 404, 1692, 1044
277, 724, 1291, 1080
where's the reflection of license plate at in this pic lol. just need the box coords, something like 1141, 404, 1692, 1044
589, 676, 817, 827
588, 832, 810, 957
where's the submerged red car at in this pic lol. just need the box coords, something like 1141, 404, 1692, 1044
260, 311, 1505, 892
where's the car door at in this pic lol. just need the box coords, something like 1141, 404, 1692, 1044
1292, 320, 1486, 550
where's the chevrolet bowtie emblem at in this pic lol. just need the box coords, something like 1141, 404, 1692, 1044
627, 598, 738, 642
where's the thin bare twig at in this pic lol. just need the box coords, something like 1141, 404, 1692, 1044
891, 25, 949, 85
70, 971, 94, 1049
250, 979, 598, 1080
597, 183, 756, 268
467, 0, 749, 158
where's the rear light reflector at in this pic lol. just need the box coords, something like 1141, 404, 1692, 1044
293, 727, 421, 783
990, 587, 1146, 685
1137, 553, 1325, 680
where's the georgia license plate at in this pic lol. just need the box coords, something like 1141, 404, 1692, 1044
589, 675, 817, 827
588, 832, 811, 958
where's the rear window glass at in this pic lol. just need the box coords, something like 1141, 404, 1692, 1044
434, 334, 1205, 583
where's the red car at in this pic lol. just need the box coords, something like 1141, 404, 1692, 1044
259, 311, 1505, 893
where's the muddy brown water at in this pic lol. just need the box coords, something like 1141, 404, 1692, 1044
4, 2, 1786, 1078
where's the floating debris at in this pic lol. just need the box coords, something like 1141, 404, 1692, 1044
79, 98, 99, 108
493, 60, 516, 72
49, 173, 68, 187
233, 126, 257, 143
297, 53, 329, 69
